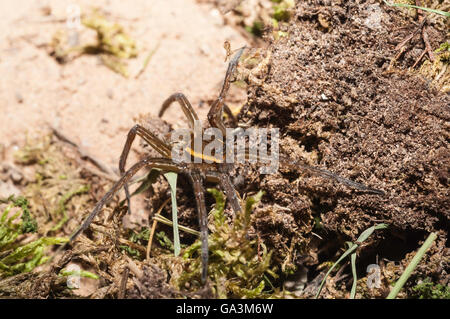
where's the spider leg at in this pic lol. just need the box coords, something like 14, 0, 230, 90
158, 93, 199, 129
206, 169, 242, 213
119, 125, 172, 214
208, 46, 246, 135
278, 155, 385, 195
58, 159, 217, 286
219, 46, 246, 99
71, 157, 181, 243
239, 148, 384, 194
235, 132, 384, 195
188, 170, 209, 284
219, 173, 242, 213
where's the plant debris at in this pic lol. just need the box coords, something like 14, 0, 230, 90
48, 8, 138, 77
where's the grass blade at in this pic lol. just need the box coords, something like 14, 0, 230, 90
130, 169, 160, 197
163, 172, 181, 256
387, 232, 437, 299
315, 243, 357, 298
315, 223, 388, 298
153, 214, 200, 237
383, 1, 450, 17
356, 223, 388, 243
135, 41, 161, 79
350, 252, 357, 299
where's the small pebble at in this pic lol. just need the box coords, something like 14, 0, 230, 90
15, 92, 23, 103
11, 171, 23, 184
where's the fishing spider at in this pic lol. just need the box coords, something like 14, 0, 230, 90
66, 47, 384, 284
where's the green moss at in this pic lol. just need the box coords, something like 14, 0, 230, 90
272, 0, 294, 22
419, 43, 450, 92
119, 245, 141, 258
435, 42, 450, 54
51, 185, 90, 232
82, 12, 138, 59
129, 227, 151, 243
245, 20, 264, 37
119, 227, 153, 258
177, 189, 277, 298
411, 278, 450, 299
0, 196, 67, 277
156, 231, 175, 252
12, 197, 38, 234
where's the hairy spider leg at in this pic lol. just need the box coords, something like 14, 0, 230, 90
207, 169, 243, 214
119, 125, 173, 214
159, 93, 200, 129
188, 170, 209, 283
50, 157, 187, 263
208, 46, 246, 136
158, 92, 238, 129
72, 157, 181, 243
281, 157, 385, 195
243, 150, 385, 195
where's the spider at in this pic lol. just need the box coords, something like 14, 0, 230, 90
65, 46, 384, 284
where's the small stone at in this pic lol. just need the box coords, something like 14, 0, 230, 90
11, 171, 23, 184
15, 92, 23, 103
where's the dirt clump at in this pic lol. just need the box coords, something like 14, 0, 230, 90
236, 0, 449, 295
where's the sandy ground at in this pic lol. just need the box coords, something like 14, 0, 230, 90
0, 0, 247, 169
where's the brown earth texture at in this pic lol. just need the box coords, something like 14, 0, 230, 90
0, 0, 449, 299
